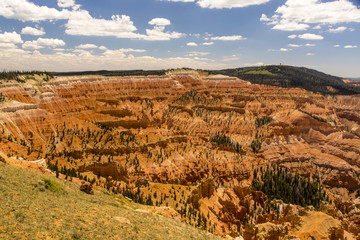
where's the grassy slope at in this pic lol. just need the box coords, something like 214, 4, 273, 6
0, 163, 221, 240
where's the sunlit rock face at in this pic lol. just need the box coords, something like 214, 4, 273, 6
0, 71, 359, 238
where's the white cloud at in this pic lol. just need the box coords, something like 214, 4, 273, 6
306, 53, 315, 56
0, 48, 227, 72
280, 48, 292, 51
165, 0, 195, 2
260, 14, 270, 22
262, 0, 360, 31
76, 44, 98, 49
0, 0, 70, 22
99, 46, 107, 50
344, 45, 357, 48
313, 25, 321, 29
193, 56, 212, 61
0, 43, 17, 49
57, 0, 76, 8
288, 44, 301, 47
22, 38, 65, 49
142, 26, 184, 41
117, 48, 146, 53
65, 10, 184, 41
328, 26, 347, 33
268, 48, 292, 52
148, 18, 171, 26
202, 42, 214, 46
288, 34, 297, 39
187, 42, 198, 46
188, 51, 210, 56
0, 32, 23, 44
21, 26, 45, 36
65, 10, 138, 38
298, 33, 323, 40
272, 19, 310, 31
333, 44, 340, 47
288, 43, 316, 47
197, 0, 270, 9
211, 35, 246, 41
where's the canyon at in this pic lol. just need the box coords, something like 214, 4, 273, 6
0, 69, 359, 239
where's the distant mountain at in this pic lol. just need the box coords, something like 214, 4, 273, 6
210, 65, 360, 95
53, 69, 166, 76
348, 78, 360, 82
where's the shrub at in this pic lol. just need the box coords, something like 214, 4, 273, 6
42, 178, 63, 193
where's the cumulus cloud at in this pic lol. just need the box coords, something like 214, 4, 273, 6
142, 25, 184, 41
344, 45, 357, 48
0, 0, 70, 22
328, 26, 347, 33
21, 26, 45, 36
22, 38, 65, 49
148, 18, 171, 26
57, 0, 76, 8
197, 0, 270, 9
260, 17, 309, 31
0, 32, 23, 44
65, 11, 138, 38
287, 33, 323, 40
0, 1, 183, 41
0, 43, 18, 49
65, 11, 184, 41
306, 53, 315, 56
202, 42, 214, 46
76, 44, 98, 49
186, 42, 198, 46
298, 33, 323, 40
261, 0, 360, 31
333, 44, 340, 47
211, 35, 246, 41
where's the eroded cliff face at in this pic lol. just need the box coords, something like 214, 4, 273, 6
0, 72, 359, 239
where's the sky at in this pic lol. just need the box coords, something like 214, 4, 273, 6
0, 0, 359, 77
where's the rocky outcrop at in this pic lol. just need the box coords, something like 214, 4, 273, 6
80, 181, 94, 195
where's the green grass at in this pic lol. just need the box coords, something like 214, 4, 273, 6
42, 178, 63, 193
244, 69, 275, 75
0, 163, 221, 240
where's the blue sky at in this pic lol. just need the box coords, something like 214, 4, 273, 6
0, 0, 359, 77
